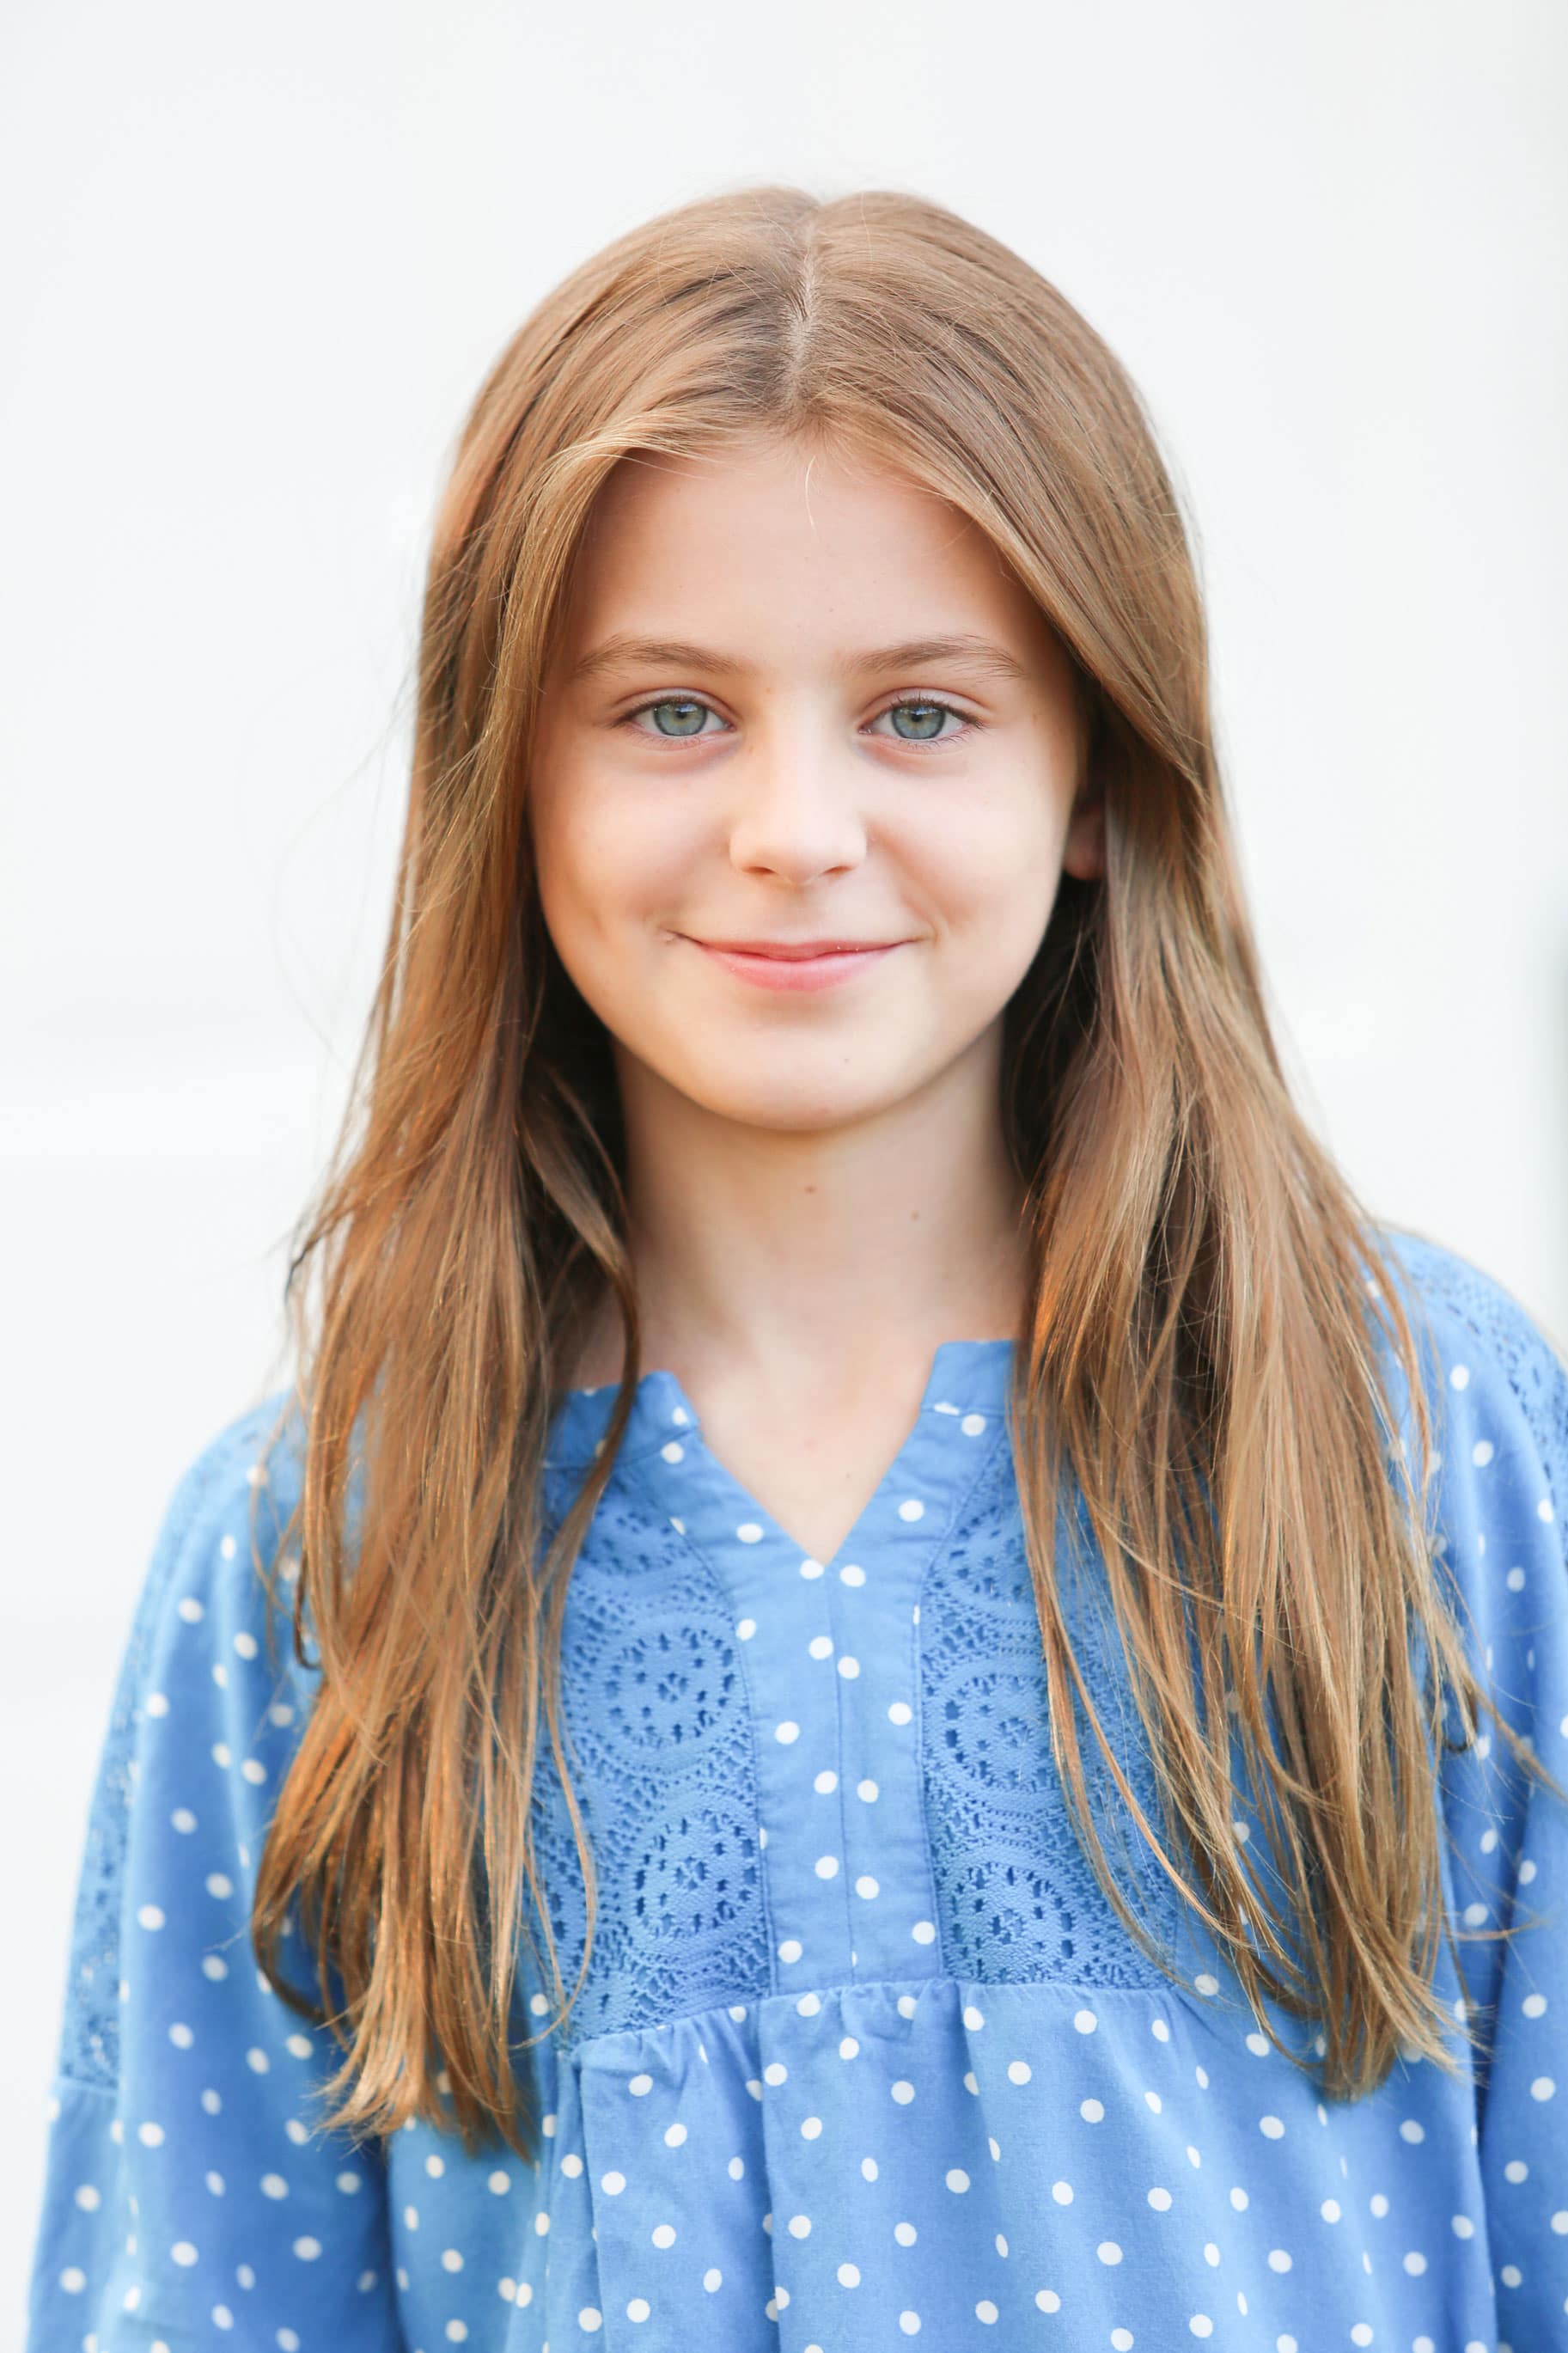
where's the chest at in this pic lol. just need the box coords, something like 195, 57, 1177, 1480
692, 1384, 938, 1567
527, 1436, 1181, 2046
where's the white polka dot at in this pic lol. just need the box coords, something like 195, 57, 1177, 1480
799, 1556, 827, 1579
628, 2073, 653, 2096
1193, 1972, 1218, 1996
839, 1562, 866, 1585
888, 1701, 913, 1725
1007, 2060, 1031, 2085
578, 2307, 603, 2331
1080, 2098, 1104, 2122
815, 1855, 839, 1879
855, 1875, 880, 1899
1149, 2187, 1172, 2210
946, 2168, 970, 2193
735, 1618, 757, 1641
857, 1778, 879, 1800
891, 2080, 916, 2105
838, 2261, 861, 2286
601, 2171, 625, 2195
897, 1499, 924, 1522
775, 1720, 801, 1744
912, 1919, 936, 1945
1051, 2180, 1073, 2203
137, 1904, 166, 1932
1097, 2240, 1122, 2264
704, 2268, 722, 2290
1073, 2008, 1097, 2034
837, 1654, 860, 1678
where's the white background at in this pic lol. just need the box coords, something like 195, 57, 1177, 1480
3, 0, 1565, 2326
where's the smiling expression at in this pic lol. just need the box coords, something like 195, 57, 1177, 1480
527, 431, 1104, 1137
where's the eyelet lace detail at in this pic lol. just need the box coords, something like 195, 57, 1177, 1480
918, 1437, 1180, 1989
526, 1474, 772, 2049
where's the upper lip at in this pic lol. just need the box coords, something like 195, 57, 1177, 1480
692, 937, 903, 959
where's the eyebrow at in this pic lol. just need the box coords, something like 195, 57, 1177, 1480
563, 632, 1032, 688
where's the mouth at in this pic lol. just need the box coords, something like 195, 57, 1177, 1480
682, 936, 909, 993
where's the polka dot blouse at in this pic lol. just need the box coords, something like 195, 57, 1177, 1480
24, 1227, 1568, 2352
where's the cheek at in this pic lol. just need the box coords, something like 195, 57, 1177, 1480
906, 794, 1069, 945
532, 786, 705, 1029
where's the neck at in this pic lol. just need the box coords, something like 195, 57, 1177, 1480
568, 1028, 1032, 1395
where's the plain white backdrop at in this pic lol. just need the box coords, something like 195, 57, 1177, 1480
3, 0, 1565, 2325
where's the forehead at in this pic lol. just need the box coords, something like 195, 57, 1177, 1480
553, 437, 1066, 688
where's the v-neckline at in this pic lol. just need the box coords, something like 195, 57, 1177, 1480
546, 1336, 1017, 1574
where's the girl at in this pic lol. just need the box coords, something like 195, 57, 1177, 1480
25, 185, 1568, 2353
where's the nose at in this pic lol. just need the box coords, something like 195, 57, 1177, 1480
723, 718, 869, 886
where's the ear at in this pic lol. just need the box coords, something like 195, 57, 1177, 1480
1061, 774, 1106, 883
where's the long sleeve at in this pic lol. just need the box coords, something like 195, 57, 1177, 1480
24, 1396, 400, 2351
1388, 1232, 1568, 2343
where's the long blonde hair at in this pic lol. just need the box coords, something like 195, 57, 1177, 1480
250, 182, 1563, 2163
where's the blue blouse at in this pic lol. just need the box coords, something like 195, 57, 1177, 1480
24, 1227, 1568, 2353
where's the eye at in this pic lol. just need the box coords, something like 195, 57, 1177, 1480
868, 697, 973, 746
623, 696, 727, 741
620, 694, 975, 746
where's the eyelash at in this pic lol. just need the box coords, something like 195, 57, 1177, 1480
619, 694, 976, 749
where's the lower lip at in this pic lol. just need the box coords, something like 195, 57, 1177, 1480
691, 941, 903, 993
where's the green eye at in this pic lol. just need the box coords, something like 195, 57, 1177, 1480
626, 697, 717, 739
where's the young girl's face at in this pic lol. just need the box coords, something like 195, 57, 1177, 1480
528, 431, 1103, 1138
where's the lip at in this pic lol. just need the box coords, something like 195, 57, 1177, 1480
685, 936, 907, 993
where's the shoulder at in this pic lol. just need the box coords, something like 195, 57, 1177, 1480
128, 1386, 310, 1698
1370, 1222, 1568, 1517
